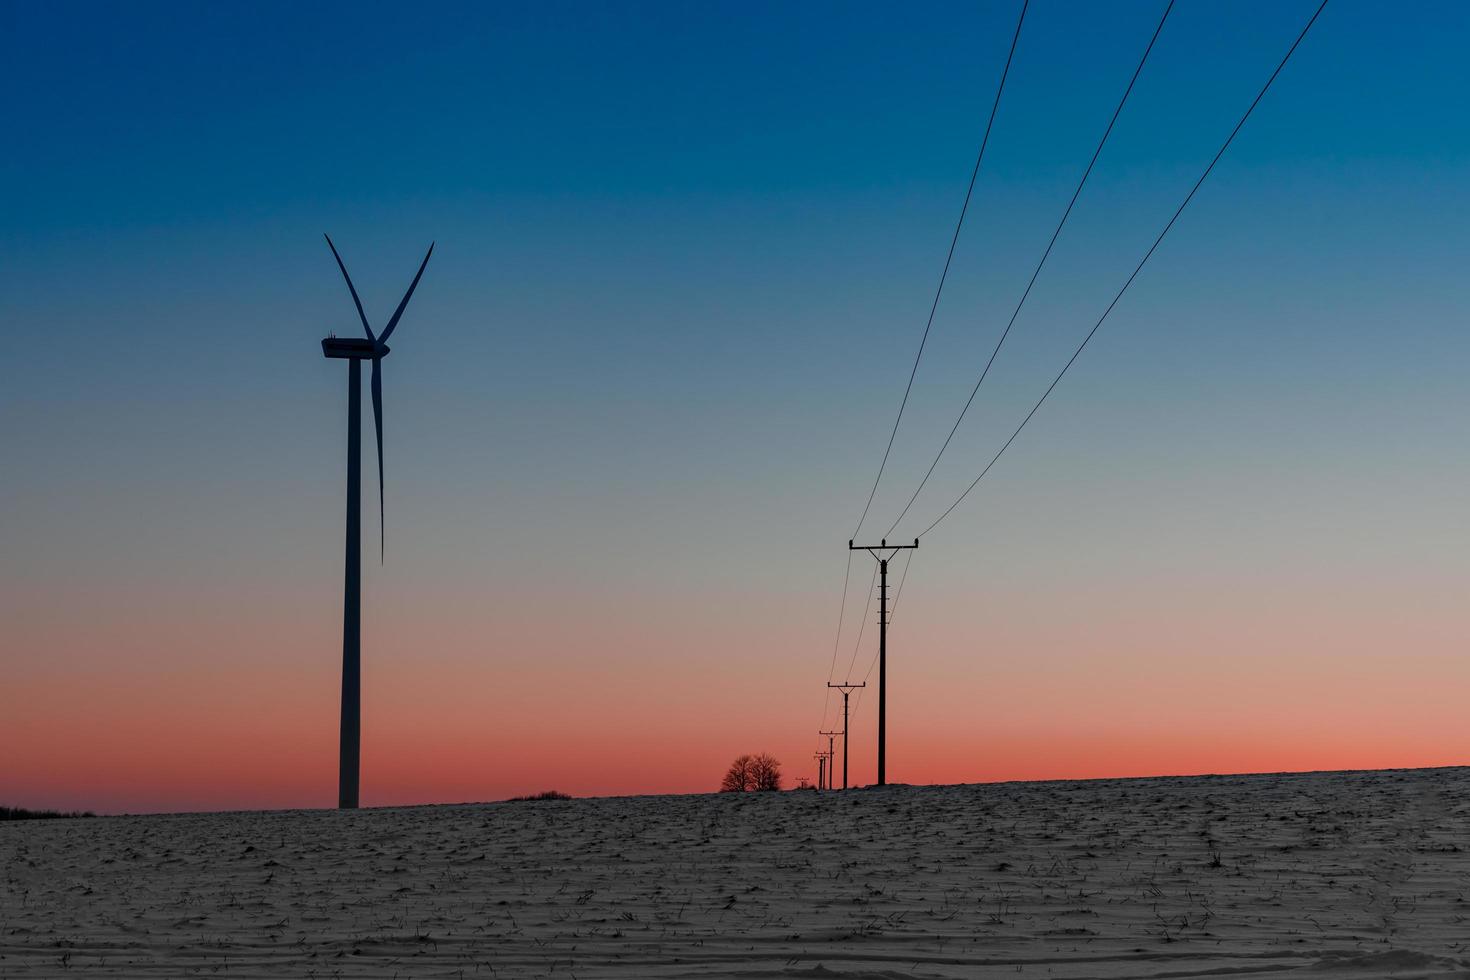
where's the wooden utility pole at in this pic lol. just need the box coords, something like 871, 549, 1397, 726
849, 538, 917, 786
826, 681, 865, 789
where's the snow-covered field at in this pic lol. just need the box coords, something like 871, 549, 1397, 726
4, 767, 1469, 978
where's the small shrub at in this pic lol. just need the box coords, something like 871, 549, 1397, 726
0, 807, 95, 821
506, 790, 571, 802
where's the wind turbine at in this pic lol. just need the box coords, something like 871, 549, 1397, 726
320, 234, 434, 810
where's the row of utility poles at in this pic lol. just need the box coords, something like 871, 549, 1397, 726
814, 538, 916, 790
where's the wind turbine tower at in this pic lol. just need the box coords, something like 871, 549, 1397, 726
321, 234, 434, 809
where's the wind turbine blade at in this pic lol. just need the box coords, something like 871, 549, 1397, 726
324, 234, 376, 342
371, 356, 385, 563
377, 242, 434, 344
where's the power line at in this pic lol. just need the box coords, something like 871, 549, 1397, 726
888, 547, 917, 623
819, 556, 876, 737
913, 0, 1330, 541
850, 548, 916, 725
824, 550, 854, 682
884, 0, 1175, 539
831, 0, 1026, 782
859, 549, 915, 686
818, 549, 856, 730
850, 0, 1029, 540
843, 561, 880, 681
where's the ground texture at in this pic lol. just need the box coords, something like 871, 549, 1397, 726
4, 767, 1470, 978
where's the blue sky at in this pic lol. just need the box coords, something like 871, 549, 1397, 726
3, 1, 1470, 808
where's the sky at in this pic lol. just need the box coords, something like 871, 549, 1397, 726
2, 1, 1468, 813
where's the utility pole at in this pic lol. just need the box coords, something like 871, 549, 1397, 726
819, 730, 840, 791
814, 752, 826, 791
849, 538, 917, 787
826, 681, 865, 789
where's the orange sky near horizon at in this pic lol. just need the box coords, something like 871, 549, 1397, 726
6, 563, 1466, 814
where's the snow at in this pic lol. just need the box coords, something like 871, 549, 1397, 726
4, 767, 1469, 977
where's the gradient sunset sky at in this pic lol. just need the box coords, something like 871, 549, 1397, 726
3, 1, 1468, 813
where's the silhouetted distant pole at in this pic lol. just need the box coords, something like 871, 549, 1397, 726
819, 730, 839, 792
827, 681, 865, 789
849, 538, 917, 787
814, 752, 826, 790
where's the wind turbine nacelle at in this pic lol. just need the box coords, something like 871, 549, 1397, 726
322, 337, 387, 359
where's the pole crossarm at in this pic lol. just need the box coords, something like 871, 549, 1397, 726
849, 538, 919, 561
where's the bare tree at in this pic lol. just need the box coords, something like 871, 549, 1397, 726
721, 753, 782, 792
749, 753, 782, 792
720, 754, 754, 792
